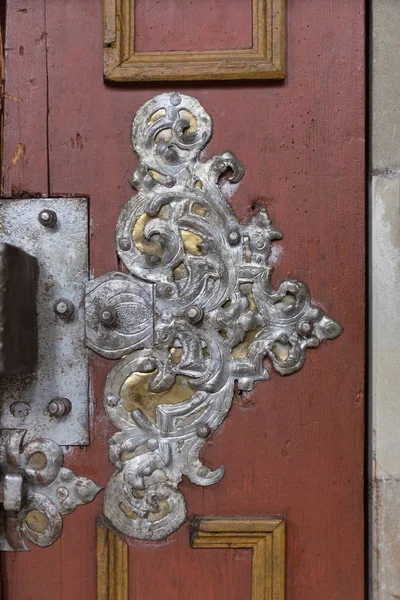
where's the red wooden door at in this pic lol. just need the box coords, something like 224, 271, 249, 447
0, 1, 365, 598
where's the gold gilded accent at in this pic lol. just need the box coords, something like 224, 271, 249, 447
147, 108, 166, 125
147, 499, 170, 523
180, 229, 202, 256
191, 517, 285, 600
133, 213, 163, 256
120, 371, 193, 421
25, 510, 49, 533
97, 517, 128, 600
232, 328, 262, 359
192, 202, 206, 216
178, 109, 197, 133
119, 502, 137, 520
194, 180, 203, 190
272, 341, 290, 361
173, 262, 188, 281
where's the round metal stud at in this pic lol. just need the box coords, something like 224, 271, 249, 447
47, 397, 72, 419
184, 304, 204, 324
119, 237, 132, 251
196, 423, 211, 438
99, 306, 117, 326
227, 229, 241, 245
147, 438, 159, 451
38, 209, 57, 228
106, 394, 119, 408
170, 93, 182, 106
54, 298, 74, 319
297, 319, 313, 336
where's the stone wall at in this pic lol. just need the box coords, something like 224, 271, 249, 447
371, 2, 400, 597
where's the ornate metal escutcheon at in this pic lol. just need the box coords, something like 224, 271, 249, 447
85, 92, 343, 540
0, 199, 101, 551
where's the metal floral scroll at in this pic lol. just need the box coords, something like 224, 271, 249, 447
0, 430, 101, 550
85, 93, 343, 540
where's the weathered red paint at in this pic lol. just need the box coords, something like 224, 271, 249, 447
1, 0, 365, 598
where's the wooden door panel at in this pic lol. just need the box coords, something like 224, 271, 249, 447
1, 1, 365, 599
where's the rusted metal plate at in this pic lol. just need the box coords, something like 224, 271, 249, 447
0, 198, 89, 445
0, 243, 38, 375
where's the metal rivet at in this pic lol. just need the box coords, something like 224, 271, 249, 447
147, 438, 159, 451
99, 306, 116, 326
57, 487, 69, 500
297, 319, 313, 336
227, 229, 241, 245
38, 209, 57, 227
106, 394, 119, 408
184, 304, 204, 324
54, 298, 74, 319
47, 397, 71, 419
196, 423, 211, 438
119, 237, 132, 251
170, 93, 182, 106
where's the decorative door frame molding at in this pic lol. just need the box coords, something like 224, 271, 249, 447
191, 517, 285, 600
103, 0, 285, 82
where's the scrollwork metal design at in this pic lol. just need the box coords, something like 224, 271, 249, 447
0, 430, 101, 550
85, 93, 343, 540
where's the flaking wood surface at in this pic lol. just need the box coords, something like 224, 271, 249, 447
1, 0, 365, 598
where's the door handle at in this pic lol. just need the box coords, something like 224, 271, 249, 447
85, 92, 343, 542
0, 199, 101, 551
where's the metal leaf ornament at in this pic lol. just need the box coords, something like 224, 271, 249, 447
85, 93, 342, 540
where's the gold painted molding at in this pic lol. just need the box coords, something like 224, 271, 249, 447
97, 517, 128, 600
103, 0, 285, 82
191, 517, 285, 600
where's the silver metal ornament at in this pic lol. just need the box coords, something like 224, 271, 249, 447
85, 93, 343, 540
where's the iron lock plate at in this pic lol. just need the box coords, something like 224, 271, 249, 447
0, 198, 89, 445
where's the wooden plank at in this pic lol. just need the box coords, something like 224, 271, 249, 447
1, 0, 48, 197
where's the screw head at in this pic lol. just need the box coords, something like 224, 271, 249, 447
106, 394, 119, 408
297, 319, 313, 336
227, 229, 241, 246
147, 438, 159, 451
196, 423, 211, 438
47, 397, 71, 419
170, 93, 182, 106
54, 298, 74, 319
119, 237, 132, 251
99, 306, 116, 326
38, 209, 57, 227
57, 487, 69, 501
184, 304, 204, 324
